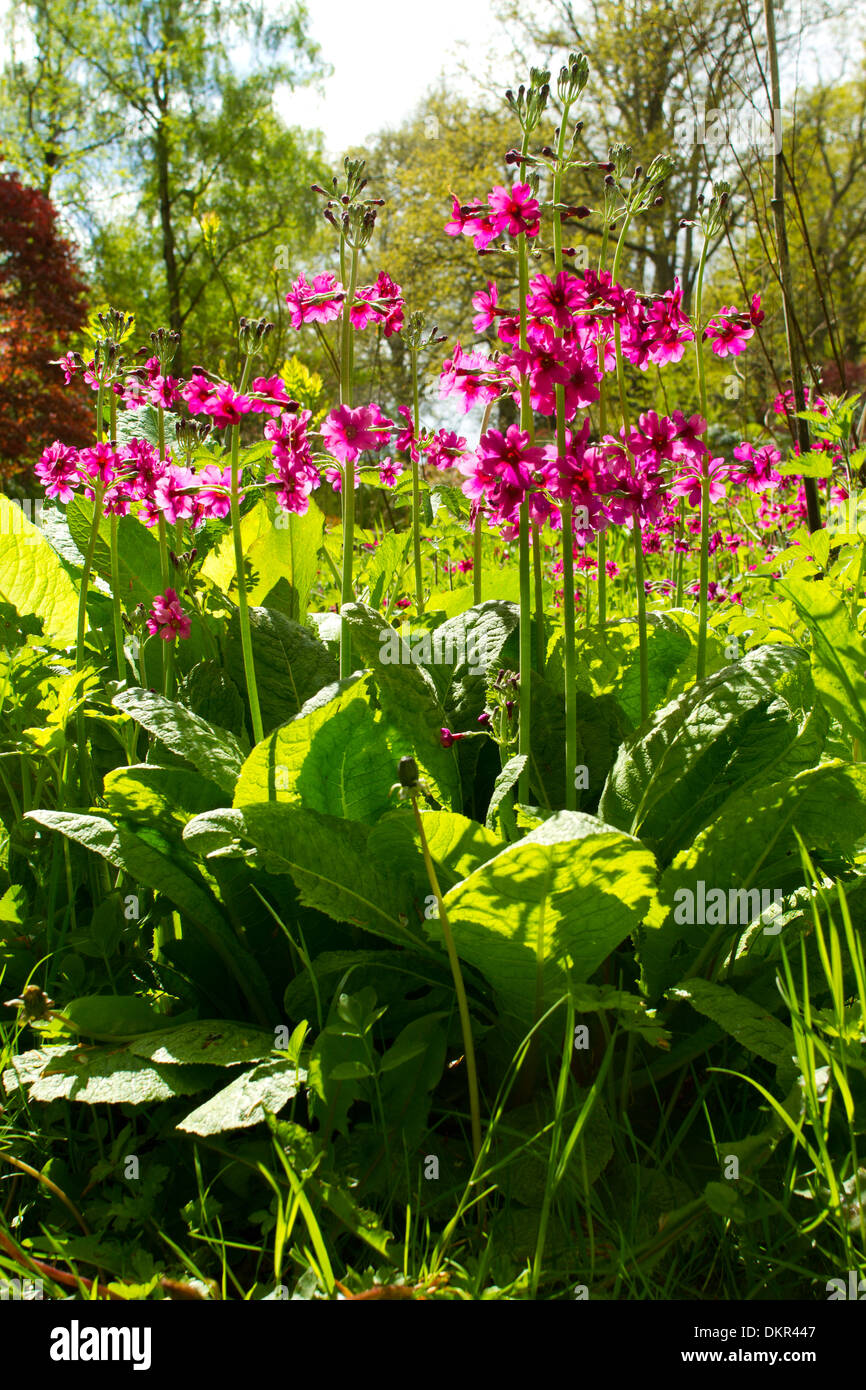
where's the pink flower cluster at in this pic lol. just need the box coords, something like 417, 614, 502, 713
286, 270, 403, 336
445, 184, 541, 249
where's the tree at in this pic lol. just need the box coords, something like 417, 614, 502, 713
0, 0, 327, 372
0, 167, 91, 482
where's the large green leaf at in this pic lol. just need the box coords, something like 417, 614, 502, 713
129, 1019, 275, 1066
22, 1050, 217, 1105
644, 761, 866, 997
201, 496, 324, 620
234, 669, 457, 820
564, 610, 725, 730
236, 801, 427, 949
777, 569, 866, 744
669, 979, 796, 1068
340, 602, 461, 809
420, 600, 519, 726
112, 688, 244, 796
435, 811, 664, 1030
367, 810, 503, 897
25, 810, 274, 1023
177, 1060, 306, 1135
0, 496, 80, 645
598, 644, 821, 864
66, 496, 163, 609
103, 764, 225, 833
224, 605, 338, 734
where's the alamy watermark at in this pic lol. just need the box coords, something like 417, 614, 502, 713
378, 621, 486, 674
672, 102, 784, 156
673, 882, 784, 933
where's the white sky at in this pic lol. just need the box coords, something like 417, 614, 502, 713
273, 0, 510, 157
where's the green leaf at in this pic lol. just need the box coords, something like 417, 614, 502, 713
669, 979, 796, 1067
367, 810, 503, 897
66, 496, 163, 609
234, 667, 457, 820
224, 605, 338, 734
112, 687, 244, 797
421, 601, 519, 725
646, 762, 866, 996
235, 802, 425, 948
599, 645, 820, 864
340, 602, 461, 809
486, 755, 526, 832
179, 661, 247, 741
0, 496, 80, 645
201, 496, 324, 620
177, 1060, 306, 1134
128, 1019, 275, 1066
776, 571, 866, 742
569, 611, 725, 730
62, 995, 168, 1039
103, 764, 225, 833
436, 811, 663, 1030
24, 1050, 217, 1105
25, 810, 274, 1023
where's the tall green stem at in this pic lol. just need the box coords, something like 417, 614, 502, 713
410, 347, 424, 615
553, 100, 577, 810
611, 210, 649, 723
412, 795, 482, 1164
107, 394, 125, 682
596, 222, 611, 630
516, 135, 533, 803
693, 236, 711, 682
229, 354, 263, 743
339, 243, 360, 678
473, 513, 483, 604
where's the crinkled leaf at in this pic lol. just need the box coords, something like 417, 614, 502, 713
435, 810, 663, 1029
0, 496, 80, 645
670, 979, 796, 1068
599, 644, 820, 864
178, 1060, 306, 1134
112, 687, 243, 796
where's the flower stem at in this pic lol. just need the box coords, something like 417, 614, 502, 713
410, 346, 424, 616
693, 236, 711, 681
229, 353, 263, 743
632, 522, 649, 724
553, 99, 576, 809
339, 243, 360, 679
107, 394, 125, 682
411, 793, 482, 1164
473, 511, 483, 604
155, 405, 174, 697
516, 134, 533, 803
611, 210, 648, 722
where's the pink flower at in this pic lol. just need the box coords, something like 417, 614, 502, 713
250, 376, 292, 417
350, 271, 404, 336
194, 465, 233, 522
643, 279, 695, 366
670, 456, 729, 509
52, 352, 79, 385
379, 456, 404, 487
183, 373, 216, 414
320, 403, 393, 463
730, 441, 781, 493
154, 465, 197, 523
147, 588, 191, 642
704, 306, 754, 357
472, 281, 500, 334
203, 384, 253, 430
78, 442, 119, 487
286, 271, 344, 329
36, 441, 80, 501
426, 429, 470, 471
487, 183, 540, 237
